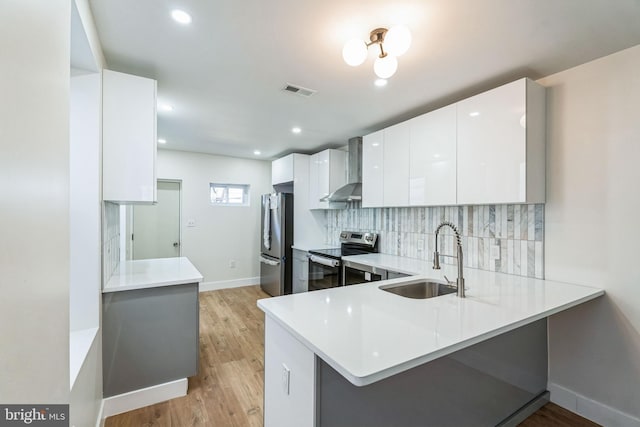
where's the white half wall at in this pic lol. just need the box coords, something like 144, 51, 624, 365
539, 44, 640, 424
157, 150, 272, 283
0, 0, 71, 402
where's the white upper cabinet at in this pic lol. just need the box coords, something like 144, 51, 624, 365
309, 149, 347, 210
272, 154, 295, 185
457, 78, 545, 205
362, 130, 384, 207
383, 121, 411, 207
409, 104, 457, 206
103, 70, 157, 203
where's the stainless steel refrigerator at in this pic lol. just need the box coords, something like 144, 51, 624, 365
260, 193, 293, 296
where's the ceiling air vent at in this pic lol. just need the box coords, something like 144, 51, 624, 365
282, 83, 316, 97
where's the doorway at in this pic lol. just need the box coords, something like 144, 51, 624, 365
132, 180, 181, 260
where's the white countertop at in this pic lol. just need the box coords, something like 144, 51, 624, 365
104, 257, 203, 293
291, 243, 340, 252
258, 253, 604, 386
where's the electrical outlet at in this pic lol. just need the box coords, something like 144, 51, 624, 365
187, 219, 196, 227
281, 364, 290, 395
490, 245, 500, 259
229, 260, 236, 268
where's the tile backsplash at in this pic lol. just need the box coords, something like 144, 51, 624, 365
103, 202, 120, 284
326, 203, 544, 279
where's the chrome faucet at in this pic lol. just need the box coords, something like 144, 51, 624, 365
433, 221, 465, 298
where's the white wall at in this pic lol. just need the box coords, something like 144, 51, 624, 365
539, 44, 640, 425
157, 150, 273, 285
70, 72, 102, 332
0, 0, 70, 402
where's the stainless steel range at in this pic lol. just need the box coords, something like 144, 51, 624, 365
307, 231, 379, 292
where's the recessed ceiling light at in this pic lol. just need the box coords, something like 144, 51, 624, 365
469, 111, 480, 117
253, 150, 261, 155
158, 138, 167, 144
374, 79, 388, 87
291, 127, 302, 134
171, 9, 192, 25
159, 103, 174, 112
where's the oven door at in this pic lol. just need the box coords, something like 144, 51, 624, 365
308, 254, 341, 291
342, 260, 387, 286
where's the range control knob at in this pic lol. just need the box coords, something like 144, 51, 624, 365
364, 234, 373, 242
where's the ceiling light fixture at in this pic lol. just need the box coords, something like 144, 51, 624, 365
171, 9, 192, 25
291, 127, 302, 134
253, 150, 261, 155
374, 78, 388, 87
342, 25, 411, 79
158, 138, 167, 144
159, 103, 174, 112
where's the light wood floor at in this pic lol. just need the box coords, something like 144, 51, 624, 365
105, 285, 600, 427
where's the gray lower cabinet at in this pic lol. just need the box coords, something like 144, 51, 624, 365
317, 319, 548, 426
292, 249, 309, 293
102, 283, 199, 397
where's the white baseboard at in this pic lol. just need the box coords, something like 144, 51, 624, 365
96, 400, 105, 427
102, 378, 188, 418
199, 276, 259, 292
549, 382, 640, 427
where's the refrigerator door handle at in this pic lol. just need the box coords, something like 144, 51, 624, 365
259, 255, 280, 267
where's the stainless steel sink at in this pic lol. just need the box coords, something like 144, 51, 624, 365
379, 279, 457, 299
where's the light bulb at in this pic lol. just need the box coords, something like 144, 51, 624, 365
342, 39, 368, 66
384, 25, 412, 57
171, 10, 192, 25
374, 55, 398, 79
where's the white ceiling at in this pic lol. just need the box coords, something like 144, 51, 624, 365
89, 0, 640, 160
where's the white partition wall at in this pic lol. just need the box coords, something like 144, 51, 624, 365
0, 0, 71, 403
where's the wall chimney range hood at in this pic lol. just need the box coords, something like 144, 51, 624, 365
321, 137, 362, 203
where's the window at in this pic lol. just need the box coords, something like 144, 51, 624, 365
210, 183, 250, 206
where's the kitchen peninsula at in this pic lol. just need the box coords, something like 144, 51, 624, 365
258, 257, 603, 427
102, 257, 203, 413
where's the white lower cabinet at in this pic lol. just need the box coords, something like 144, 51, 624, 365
264, 316, 315, 427
409, 104, 457, 206
292, 249, 309, 293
